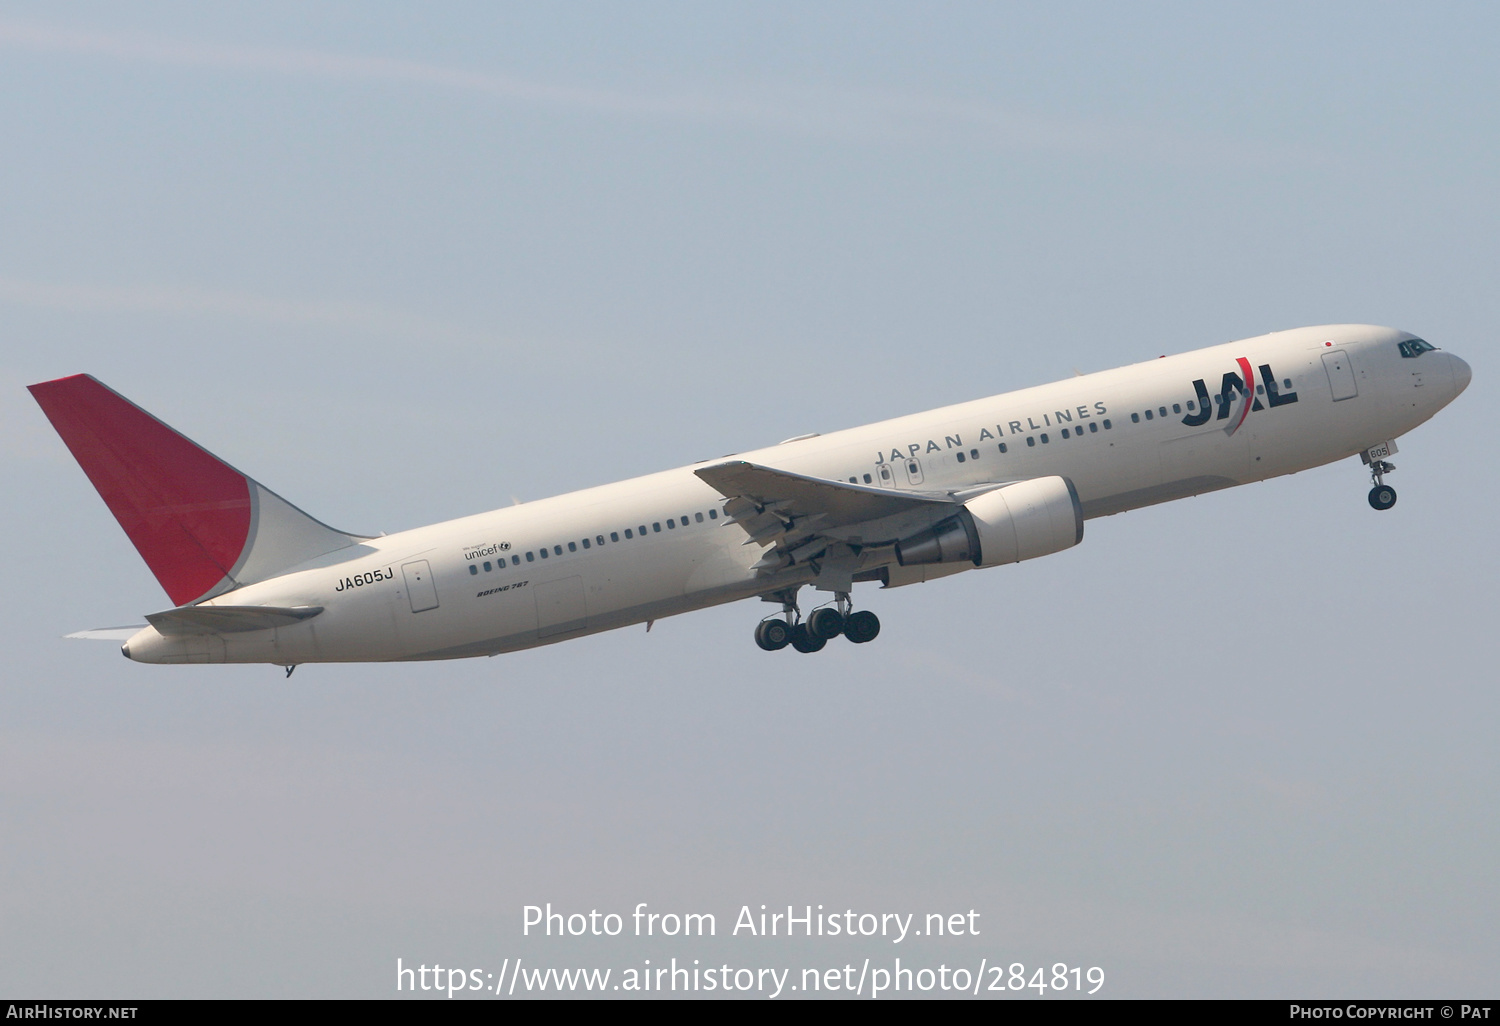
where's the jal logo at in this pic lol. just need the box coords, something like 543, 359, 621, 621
1183, 358, 1297, 435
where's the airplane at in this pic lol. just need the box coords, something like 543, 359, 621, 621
29, 323, 1469, 670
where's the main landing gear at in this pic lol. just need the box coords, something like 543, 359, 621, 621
1367, 459, 1397, 511
754, 591, 881, 653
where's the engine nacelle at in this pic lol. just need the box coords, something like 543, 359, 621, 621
895, 476, 1083, 569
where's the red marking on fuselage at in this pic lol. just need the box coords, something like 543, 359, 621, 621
1229, 357, 1256, 436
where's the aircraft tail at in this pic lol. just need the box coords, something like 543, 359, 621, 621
28, 374, 364, 606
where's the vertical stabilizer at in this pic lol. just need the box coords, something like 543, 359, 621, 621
29, 374, 363, 606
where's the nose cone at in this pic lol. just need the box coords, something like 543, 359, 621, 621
1450, 353, 1472, 398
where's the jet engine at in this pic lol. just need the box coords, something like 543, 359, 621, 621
895, 476, 1083, 569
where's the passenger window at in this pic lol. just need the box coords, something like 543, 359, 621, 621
526, 551, 535, 562
1172, 403, 1181, 414
970, 449, 979, 459
1159, 407, 1166, 417
1089, 422, 1098, 433
624, 529, 633, 539
1131, 413, 1140, 423
512, 555, 520, 565
638, 525, 647, 535
956, 451, 966, 462
1040, 433, 1049, 443
1060, 428, 1070, 439
597, 535, 605, 545
1145, 410, 1153, 420
1103, 419, 1112, 429
569, 541, 578, 552
998, 443, 1008, 453
653, 523, 661, 533
554, 545, 563, 556
1187, 401, 1195, 411
1255, 385, 1264, 395
610, 532, 619, 542
862, 474, 872, 483
1283, 378, 1292, 389
469, 564, 478, 576
540, 549, 549, 559
667, 519, 675, 529
1026, 437, 1035, 447
709, 510, 719, 520
484, 561, 492, 571
695, 512, 704, 523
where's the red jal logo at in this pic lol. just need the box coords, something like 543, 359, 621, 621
1183, 359, 1298, 435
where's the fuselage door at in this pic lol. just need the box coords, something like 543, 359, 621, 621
1322, 350, 1358, 401
401, 559, 440, 613
904, 457, 925, 486
876, 463, 896, 488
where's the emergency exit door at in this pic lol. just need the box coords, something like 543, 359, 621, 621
401, 560, 440, 613
1322, 350, 1358, 401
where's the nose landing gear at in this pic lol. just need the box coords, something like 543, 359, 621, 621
752, 590, 881, 652
1367, 459, 1397, 511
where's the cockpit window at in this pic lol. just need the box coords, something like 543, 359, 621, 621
1398, 338, 1437, 358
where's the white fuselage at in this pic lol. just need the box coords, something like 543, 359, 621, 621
124, 324, 1469, 664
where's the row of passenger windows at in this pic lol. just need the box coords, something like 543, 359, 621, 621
844, 420, 1120, 482
1027, 419, 1113, 444
1128, 379, 1294, 423
469, 508, 721, 574
1022, 419, 1116, 446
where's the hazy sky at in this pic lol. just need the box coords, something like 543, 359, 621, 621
1, 1, 1495, 998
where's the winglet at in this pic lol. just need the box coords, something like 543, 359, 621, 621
29, 374, 363, 606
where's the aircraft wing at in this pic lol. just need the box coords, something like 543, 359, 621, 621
696, 461, 954, 525
694, 460, 971, 572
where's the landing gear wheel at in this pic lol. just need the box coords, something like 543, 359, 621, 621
1366, 457, 1398, 511
755, 619, 791, 651
844, 610, 881, 644
789, 623, 827, 653
807, 607, 845, 640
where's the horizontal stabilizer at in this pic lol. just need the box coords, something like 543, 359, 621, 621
29, 374, 366, 606
145, 604, 324, 636
66, 625, 148, 641
147, 600, 324, 633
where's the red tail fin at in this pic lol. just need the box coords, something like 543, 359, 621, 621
29, 374, 359, 606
